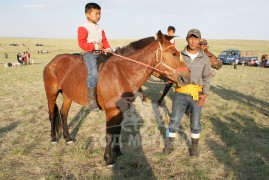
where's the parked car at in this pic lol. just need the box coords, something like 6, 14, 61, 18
218, 49, 258, 65
10, 43, 18, 46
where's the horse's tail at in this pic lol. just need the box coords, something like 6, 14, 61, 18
53, 103, 62, 135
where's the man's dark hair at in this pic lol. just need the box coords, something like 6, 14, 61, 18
168, 26, 176, 32
85, 3, 101, 13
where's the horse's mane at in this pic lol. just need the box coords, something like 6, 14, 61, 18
97, 36, 155, 64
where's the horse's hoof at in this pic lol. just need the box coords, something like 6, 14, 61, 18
142, 98, 147, 102
66, 140, 74, 145
115, 152, 123, 158
107, 163, 115, 168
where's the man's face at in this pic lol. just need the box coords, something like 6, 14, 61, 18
186, 35, 200, 50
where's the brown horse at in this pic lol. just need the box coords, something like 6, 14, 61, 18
138, 46, 223, 104
43, 31, 190, 165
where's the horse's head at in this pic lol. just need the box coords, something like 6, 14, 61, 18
155, 30, 190, 86
204, 47, 223, 70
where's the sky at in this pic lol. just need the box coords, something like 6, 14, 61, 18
1, 0, 269, 40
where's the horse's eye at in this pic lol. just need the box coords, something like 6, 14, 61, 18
172, 53, 177, 56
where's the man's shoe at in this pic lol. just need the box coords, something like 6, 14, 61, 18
163, 137, 175, 154
190, 138, 199, 157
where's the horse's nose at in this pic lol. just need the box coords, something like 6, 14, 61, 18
177, 70, 190, 85
182, 73, 190, 84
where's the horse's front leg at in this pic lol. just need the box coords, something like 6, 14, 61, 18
112, 125, 123, 157
104, 132, 114, 166
104, 108, 123, 165
157, 83, 173, 105
138, 88, 147, 102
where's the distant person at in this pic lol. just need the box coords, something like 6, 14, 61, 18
254, 59, 260, 66
250, 59, 255, 66
199, 39, 208, 52
5, 62, 22, 67
22, 52, 27, 65
234, 57, 239, 69
26, 51, 31, 65
17, 53, 22, 64
233, 60, 239, 69
4, 53, 8, 59
167, 26, 176, 46
77, 2, 113, 111
261, 54, 268, 67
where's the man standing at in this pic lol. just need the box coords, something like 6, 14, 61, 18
163, 29, 212, 157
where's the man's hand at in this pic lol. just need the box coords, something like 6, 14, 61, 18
163, 70, 170, 76
196, 93, 207, 107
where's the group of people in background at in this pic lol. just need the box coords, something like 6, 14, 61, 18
17, 51, 31, 65
243, 54, 268, 68
3, 51, 32, 67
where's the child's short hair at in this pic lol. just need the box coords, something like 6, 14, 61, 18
85, 3, 101, 13
167, 26, 176, 32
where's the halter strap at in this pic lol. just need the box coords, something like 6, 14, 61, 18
110, 52, 165, 74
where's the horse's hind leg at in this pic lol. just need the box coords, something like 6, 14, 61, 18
60, 93, 73, 144
47, 92, 61, 143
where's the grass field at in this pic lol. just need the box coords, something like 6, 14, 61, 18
0, 37, 268, 179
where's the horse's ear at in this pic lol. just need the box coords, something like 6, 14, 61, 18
156, 30, 165, 44
164, 35, 175, 41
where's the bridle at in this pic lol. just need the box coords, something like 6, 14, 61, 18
154, 41, 189, 77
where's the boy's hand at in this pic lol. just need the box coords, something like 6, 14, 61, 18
98, 43, 104, 50
196, 93, 207, 107
103, 48, 114, 54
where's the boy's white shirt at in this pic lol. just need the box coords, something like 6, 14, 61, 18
83, 21, 103, 45
170, 38, 175, 44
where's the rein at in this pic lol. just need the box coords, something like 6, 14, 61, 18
107, 42, 186, 76
110, 52, 166, 74
109, 42, 171, 74
146, 79, 173, 85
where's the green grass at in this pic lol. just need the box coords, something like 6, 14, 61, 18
0, 37, 268, 179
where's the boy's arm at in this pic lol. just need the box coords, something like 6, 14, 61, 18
77, 27, 95, 52
102, 30, 111, 49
